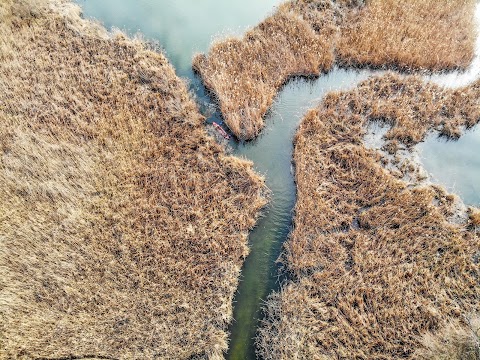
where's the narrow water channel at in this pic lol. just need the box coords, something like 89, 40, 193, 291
76, 1, 480, 359
226, 69, 377, 359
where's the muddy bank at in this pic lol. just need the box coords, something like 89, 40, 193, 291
194, 0, 477, 140
0, 1, 266, 358
257, 74, 480, 359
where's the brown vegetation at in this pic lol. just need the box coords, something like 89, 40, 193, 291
338, 0, 477, 71
0, 1, 266, 358
193, 0, 355, 139
470, 208, 480, 227
257, 74, 480, 359
415, 315, 480, 359
194, 0, 477, 140
327, 73, 480, 147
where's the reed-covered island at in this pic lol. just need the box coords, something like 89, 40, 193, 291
194, 0, 477, 140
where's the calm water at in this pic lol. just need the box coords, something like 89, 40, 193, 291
418, 127, 480, 206
77, 0, 280, 78
421, 3, 480, 207
227, 69, 374, 359
76, 1, 480, 358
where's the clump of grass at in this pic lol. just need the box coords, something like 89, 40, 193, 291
338, 0, 477, 71
469, 208, 480, 227
333, 73, 480, 147
257, 74, 480, 359
194, 0, 476, 140
0, 1, 267, 358
415, 315, 480, 360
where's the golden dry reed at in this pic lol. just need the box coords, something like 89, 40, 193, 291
257, 74, 480, 359
193, 0, 361, 140
194, 0, 476, 140
0, 0, 267, 358
338, 0, 477, 71
415, 315, 480, 359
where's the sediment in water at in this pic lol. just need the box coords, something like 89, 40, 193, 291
257, 74, 480, 359
194, 0, 477, 140
0, 1, 267, 358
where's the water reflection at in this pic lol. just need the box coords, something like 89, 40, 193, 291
418, 127, 480, 206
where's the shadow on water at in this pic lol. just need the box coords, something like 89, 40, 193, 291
75, 1, 480, 359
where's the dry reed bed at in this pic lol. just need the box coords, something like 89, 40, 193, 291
193, 0, 362, 140
194, 0, 476, 140
338, 0, 477, 70
0, 1, 267, 358
257, 74, 480, 359
416, 316, 480, 359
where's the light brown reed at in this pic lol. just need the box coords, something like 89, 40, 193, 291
415, 315, 480, 359
0, 1, 267, 358
257, 74, 480, 359
194, 0, 476, 140
193, 0, 358, 140
338, 0, 477, 71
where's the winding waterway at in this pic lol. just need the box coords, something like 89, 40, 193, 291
76, 1, 480, 358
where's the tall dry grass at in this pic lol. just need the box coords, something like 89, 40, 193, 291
327, 73, 480, 146
194, 0, 476, 140
338, 0, 477, 70
415, 315, 480, 359
0, 0, 267, 358
193, 0, 360, 140
257, 74, 480, 359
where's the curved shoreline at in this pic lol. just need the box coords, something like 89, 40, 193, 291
194, 0, 477, 140
1, 1, 479, 359
258, 73, 480, 359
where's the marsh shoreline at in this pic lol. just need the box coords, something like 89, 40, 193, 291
0, 1, 267, 358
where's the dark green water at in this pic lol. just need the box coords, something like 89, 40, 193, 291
75, 1, 480, 358
227, 70, 374, 359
